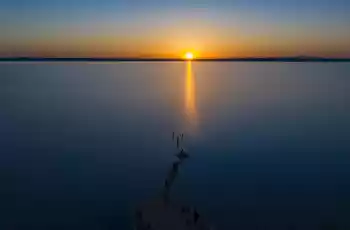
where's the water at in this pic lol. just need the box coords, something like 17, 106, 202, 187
1, 62, 350, 229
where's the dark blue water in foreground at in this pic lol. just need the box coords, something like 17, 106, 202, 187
1, 62, 350, 229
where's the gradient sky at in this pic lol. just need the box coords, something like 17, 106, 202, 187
1, 0, 350, 58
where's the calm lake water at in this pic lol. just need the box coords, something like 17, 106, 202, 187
1, 62, 350, 229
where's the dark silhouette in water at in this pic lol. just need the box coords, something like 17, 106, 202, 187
176, 148, 189, 160
173, 132, 184, 149
134, 133, 212, 230
194, 209, 200, 224
172, 162, 180, 172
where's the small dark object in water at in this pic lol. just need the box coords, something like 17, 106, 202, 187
177, 136, 180, 148
193, 209, 200, 224
172, 132, 174, 140
172, 162, 179, 171
176, 150, 189, 159
181, 133, 184, 140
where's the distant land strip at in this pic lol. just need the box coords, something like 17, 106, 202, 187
1, 57, 350, 62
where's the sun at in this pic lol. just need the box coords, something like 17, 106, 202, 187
184, 52, 195, 60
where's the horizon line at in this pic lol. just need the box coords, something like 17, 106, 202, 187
1, 56, 350, 62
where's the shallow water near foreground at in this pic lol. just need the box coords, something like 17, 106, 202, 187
1, 62, 350, 229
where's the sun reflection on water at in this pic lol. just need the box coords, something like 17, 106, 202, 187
184, 61, 198, 132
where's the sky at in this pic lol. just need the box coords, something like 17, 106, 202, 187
1, 0, 350, 58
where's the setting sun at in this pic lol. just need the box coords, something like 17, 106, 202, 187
184, 52, 194, 60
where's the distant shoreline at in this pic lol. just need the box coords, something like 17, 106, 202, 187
1, 57, 350, 62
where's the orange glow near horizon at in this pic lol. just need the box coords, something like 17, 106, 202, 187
1, 1, 350, 59
1, 28, 350, 58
